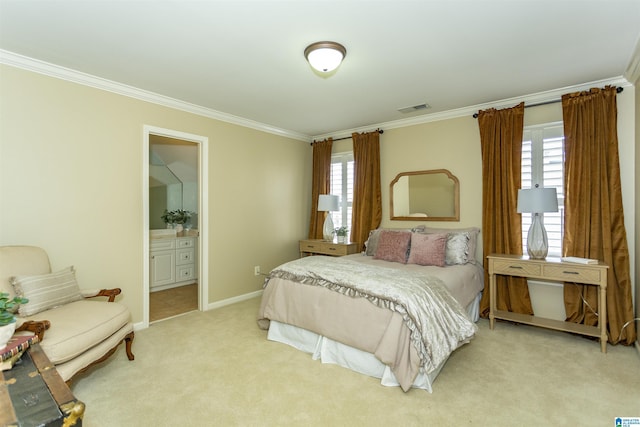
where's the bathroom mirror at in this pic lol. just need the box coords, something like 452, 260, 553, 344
149, 136, 199, 229
390, 169, 460, 221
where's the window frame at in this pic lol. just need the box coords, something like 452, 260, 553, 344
329, 152, 354, 232
521, 122, 565, 258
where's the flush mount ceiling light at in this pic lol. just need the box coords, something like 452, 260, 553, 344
304, 41, 347, 73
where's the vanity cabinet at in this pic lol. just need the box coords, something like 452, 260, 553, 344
150, 236, 197, 291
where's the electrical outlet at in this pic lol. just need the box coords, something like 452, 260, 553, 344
254, 266, 261, 276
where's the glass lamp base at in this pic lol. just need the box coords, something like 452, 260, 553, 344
322, 214, 334, 241
527, 213, 549, 259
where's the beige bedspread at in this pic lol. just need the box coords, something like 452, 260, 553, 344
257, 255, 482, 391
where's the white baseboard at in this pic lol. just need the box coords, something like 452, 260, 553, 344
206, 290, 263, 311
132, 290, 264, 331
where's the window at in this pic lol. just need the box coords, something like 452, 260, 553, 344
521, 123, 564, 257
329, 152, 354, 231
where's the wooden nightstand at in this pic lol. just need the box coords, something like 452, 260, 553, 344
487, 254, 609, 352
299, 239, 359, 257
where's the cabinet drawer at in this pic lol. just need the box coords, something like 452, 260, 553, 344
176, 248, 195, 265
176, 264, 195, 281
542, 264, 603, 284
177, 238, 195, 249
491, 259, 542, 277
151, 239, 175, 251
299, 240, 358, 256
300, 240, 327, 252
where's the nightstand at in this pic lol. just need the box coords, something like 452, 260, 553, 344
487, 254, 609, 352
299, 239, 359, 257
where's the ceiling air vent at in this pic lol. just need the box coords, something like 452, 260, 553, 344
398, 103, 431, 114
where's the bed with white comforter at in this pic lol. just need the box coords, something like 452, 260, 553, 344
257, 227, 483, 392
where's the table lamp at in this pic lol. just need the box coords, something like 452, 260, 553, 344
317, 194, 339, 241
517, 185, 558, 259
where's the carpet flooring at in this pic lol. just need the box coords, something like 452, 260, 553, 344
71, 296, 639, 426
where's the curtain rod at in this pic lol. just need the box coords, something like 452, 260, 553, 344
310, 128, 384, 146
472, 87, 623, 118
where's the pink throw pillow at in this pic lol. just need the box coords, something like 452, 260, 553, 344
407, 233, 448, 267
374, 230, 411, 264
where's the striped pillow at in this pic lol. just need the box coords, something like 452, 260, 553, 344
11, 266, 83, 316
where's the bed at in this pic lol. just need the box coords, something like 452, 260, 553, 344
257, 226, 484, 392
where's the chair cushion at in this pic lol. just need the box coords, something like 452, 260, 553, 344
25, 300, 131, 364
11, 266, 83, 316
54, 322, 133, 382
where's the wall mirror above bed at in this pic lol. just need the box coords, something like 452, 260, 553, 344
390, 169, 460, 221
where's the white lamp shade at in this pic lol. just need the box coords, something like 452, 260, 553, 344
517, 187, 558, 213
318, 194, 339, 212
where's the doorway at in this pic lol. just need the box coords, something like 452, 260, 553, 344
143, 126, 209, 327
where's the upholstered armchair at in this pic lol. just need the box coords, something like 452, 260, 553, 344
0, 245, 134, 383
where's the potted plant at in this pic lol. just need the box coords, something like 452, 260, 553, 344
171, 209, 192, 225
161, 209, 175, 228
334, 226, 349, 243
0, 292, 28, 348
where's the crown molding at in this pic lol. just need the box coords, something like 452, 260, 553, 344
2, 49, 631, 144
0, 49, 310, 142
312, 76, 632, 141
624, 36, 640, 85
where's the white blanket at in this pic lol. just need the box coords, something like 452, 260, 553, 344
268, 256, 478, 374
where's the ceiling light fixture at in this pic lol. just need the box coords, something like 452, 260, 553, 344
304, 41, 346, 73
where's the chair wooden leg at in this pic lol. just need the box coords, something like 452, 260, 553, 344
124, 331, 135, 361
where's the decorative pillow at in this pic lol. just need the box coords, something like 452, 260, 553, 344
364, 225, 426, 256
373, 230, 411, 264
419, 227, 480, 265
407, 233, 448, 267
364, 229, 382, 256
444, 232, 473, 265
10, 266, 83, 316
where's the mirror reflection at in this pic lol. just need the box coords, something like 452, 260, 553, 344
149, 135, 199, 229
390, 169, 460, 221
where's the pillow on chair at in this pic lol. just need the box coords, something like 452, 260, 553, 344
11, 266, 83, 316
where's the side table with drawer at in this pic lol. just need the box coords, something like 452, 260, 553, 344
487, 254, 609, 352
299, 239, 359, 257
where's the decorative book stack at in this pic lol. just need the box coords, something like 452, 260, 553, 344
1, 334, 39, 370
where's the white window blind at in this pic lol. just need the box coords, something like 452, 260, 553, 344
521, 123, 565, 257
330, 153, 354, 232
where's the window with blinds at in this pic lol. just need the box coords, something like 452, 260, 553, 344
330, 153, 354, 232
521, 123, 565, 257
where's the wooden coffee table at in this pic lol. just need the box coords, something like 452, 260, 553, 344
0, 343, 85, 426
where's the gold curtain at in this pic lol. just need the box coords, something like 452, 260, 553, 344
308, 138, 333, 239
351, 131, 382, 251
477, 103, 533, 317
561, 86, 636, 345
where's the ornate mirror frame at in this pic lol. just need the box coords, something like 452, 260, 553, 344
390, 169, 460, 221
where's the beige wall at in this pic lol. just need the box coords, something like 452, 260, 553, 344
0, 65, 312, 324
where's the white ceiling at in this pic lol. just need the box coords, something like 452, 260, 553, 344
1, 1, 639, 139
